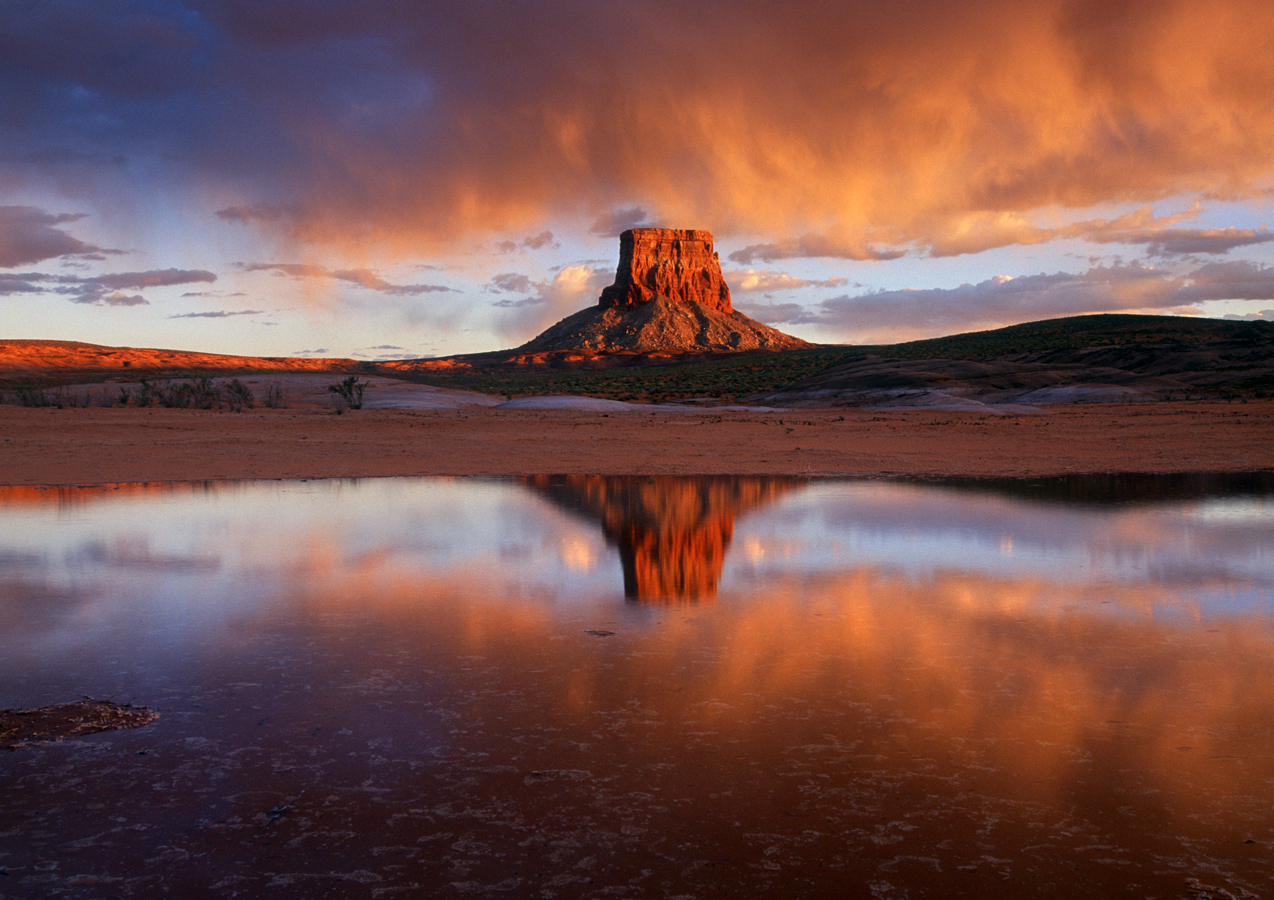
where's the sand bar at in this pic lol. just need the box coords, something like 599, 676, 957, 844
2, 400, 1272, 485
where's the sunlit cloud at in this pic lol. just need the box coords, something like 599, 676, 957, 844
726, 269, 851, 292
4, 0, 1274, 353
243, 263, 453, 295
491, 264, 613, 341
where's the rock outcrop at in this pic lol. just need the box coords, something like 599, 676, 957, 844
599, 229, 732, 313
518, 228, 812, 354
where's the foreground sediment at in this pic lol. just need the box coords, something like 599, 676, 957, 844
1, 401, 1272, 485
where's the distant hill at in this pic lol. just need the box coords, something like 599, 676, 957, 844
748, 314, 1274, 408
4, 314, 1272, 405
0, 339, 365, 381
861, 314, 1274, 361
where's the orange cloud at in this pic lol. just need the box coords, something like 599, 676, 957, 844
219, 0, 1274, 257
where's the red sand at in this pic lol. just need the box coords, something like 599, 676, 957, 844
1, 401, 1271, 485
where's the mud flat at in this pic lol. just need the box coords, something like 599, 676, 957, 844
1, 399, 1272, 485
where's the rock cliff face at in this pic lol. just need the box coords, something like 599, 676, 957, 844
599, 229, 732, 313
517, 228, 812, 354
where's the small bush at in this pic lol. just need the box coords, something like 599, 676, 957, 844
263, 381, 285, 409
135, 378, 157, 408
328, 376, 367, 410
15, 383, 59, 408
161, 381, 194, 408
190, 376, 218, 409
225, 378, 254, 412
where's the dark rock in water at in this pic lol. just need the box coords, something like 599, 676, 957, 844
519, 228, 812, 354
1, 699, 158, 749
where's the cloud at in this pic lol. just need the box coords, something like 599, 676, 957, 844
352, 344, 419, 360
0, 267, 216, 305
522, 231, 557, 250
0, 205, 114, 267
726, 269, 851, 292
491, 264, 613, 342
100, 293, 148, 307
68, 269, 217, 305
243, 263, 453, 295
729, 206, 1274, 263
817, 261, 1274, 340
4, 0, 1274, 295
590, 207, 652, 237
168, 309, 265, 319
733, 301, 826, 326
489, 272, 535, 294
729, 235, 909, 265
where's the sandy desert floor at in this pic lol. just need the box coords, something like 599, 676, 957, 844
1, 373, 1272, 484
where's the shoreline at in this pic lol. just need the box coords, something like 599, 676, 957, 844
2, 401, 1273, 486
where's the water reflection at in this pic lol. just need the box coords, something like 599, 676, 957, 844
1, 475, 1272, 898
523, 475, 803, 600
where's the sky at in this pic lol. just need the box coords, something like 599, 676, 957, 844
3, 0, 1274, 360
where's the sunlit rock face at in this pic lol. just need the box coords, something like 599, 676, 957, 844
599, 229, 732, 313
516, 229, 812, 354
524, 475, 803, 601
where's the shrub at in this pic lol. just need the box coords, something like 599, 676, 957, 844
328, 376, 367, 410
135, 378, 157, 408
225, 378, 254, 412
263, 381, 285, 409
190, 376, 218, 409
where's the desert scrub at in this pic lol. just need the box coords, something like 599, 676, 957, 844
14, 383, 62, 407
224, 378, 254, 412
329, 376, 367, 410
263, 381, 285, 408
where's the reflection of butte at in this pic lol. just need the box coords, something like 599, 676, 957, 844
523, 476, 804, 602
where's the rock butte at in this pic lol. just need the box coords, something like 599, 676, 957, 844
599, 228, 733, 313
518, 228, 812, 354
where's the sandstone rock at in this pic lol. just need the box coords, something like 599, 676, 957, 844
517, 295, 812, 354
599, 228, 733, 313
517, 228, 812, 354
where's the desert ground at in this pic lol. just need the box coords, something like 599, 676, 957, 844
1, 373, 1271, 485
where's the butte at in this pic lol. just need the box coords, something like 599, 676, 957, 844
518, 228, 812, 355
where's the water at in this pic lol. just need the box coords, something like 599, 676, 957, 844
1, 475, 1272, 898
